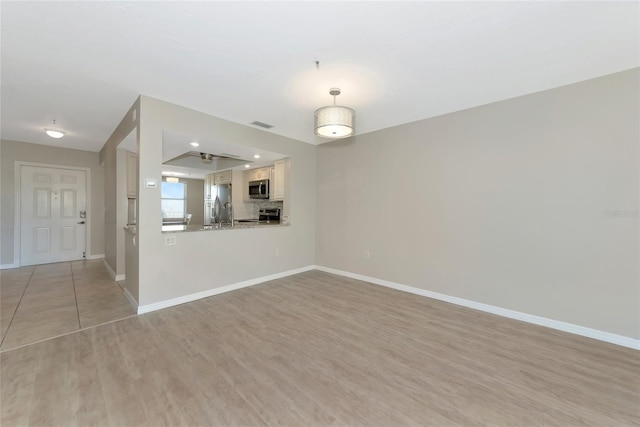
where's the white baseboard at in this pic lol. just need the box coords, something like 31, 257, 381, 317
0, 263, 18, 270
123, 288, 138, 311
102, 259, 115, 279
315, 266, 640, 351
137, 265, 316, 315
101, 259, 125, 281
86, 253, 105, 260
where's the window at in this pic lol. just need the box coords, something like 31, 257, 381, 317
161, 180, 186, 219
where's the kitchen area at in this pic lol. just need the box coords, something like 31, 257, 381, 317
160, 156, 290, 233
120, 126, 293, 284
125, 132, 292, 235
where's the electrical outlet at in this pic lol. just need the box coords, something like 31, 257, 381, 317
364, 249, 370, 259
275, 248, 280, 257
164, 235, 177, 246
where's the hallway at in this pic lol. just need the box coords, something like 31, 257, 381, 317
0, 259, 136, 351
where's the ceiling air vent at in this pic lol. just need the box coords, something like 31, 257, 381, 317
251, 121, 274, 129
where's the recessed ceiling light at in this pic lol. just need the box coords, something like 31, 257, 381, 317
45, 119, 65, 139
190, 142, 199, 147
253, 154, 261, 159
45, 129, 65, 139
162, 171, 188, 176
244, 164, 250, 168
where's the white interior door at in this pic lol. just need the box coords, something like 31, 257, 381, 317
20, 165, 87, 266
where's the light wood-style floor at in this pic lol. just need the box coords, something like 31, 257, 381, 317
0, 260, 136, 351
1, 270, 639, 426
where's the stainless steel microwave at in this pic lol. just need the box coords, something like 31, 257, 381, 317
248, 179, 269, 199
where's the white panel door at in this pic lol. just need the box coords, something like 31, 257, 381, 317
20, 166, 87, 266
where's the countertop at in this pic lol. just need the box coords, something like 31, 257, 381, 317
125, 221, 286, 234
162, 220, 285, 233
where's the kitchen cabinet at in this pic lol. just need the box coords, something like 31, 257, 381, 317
269, 167, 275, 199
272, 159, 285, 201
253, 168, 269, 180
243, 170, 251, 201
214, 170, 232, 184
126, 151, 137, 198
204, 173, 215, 199
244, 167, 270, 183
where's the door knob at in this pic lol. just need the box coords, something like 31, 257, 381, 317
77, 221, 86, 224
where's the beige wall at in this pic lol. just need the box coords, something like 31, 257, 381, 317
99, 100, 139, 288
0, 140, 105, 266
134, 96, 316, 306
316, 69, 639, 339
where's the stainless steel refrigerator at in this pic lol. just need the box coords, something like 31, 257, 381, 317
205, 183, 232, 225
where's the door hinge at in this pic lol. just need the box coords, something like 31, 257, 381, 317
83, 251, 86, 259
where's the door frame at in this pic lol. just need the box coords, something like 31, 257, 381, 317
14, 161, 92, 267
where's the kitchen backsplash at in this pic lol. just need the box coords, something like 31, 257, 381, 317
253, 200, 283, 217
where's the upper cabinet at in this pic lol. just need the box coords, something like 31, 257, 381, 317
205, 171, 232, 201
214, 170, 232, 185
244, 167, 270, 183
204, 171, 231, 199
269, 166, 275, 199
204, 173, 215, 199
254, 168, 269, 180
126, 151, 137, 198
245, 167, 269, 181
272, 159, 285, 201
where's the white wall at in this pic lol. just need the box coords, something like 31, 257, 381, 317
316, 69, 639, 340
0, 140, 105, 266
136, 96, 316, 306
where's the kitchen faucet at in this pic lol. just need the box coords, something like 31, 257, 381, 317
222, 201, 234, 228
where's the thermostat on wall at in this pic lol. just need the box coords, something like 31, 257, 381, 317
145, 178, 157, 189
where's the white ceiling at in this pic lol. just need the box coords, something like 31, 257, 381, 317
1, 1, 638, 152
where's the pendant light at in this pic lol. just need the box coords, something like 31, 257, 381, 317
314, 88, 355, 138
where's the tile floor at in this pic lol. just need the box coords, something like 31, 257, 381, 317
0, 259, 136, 351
